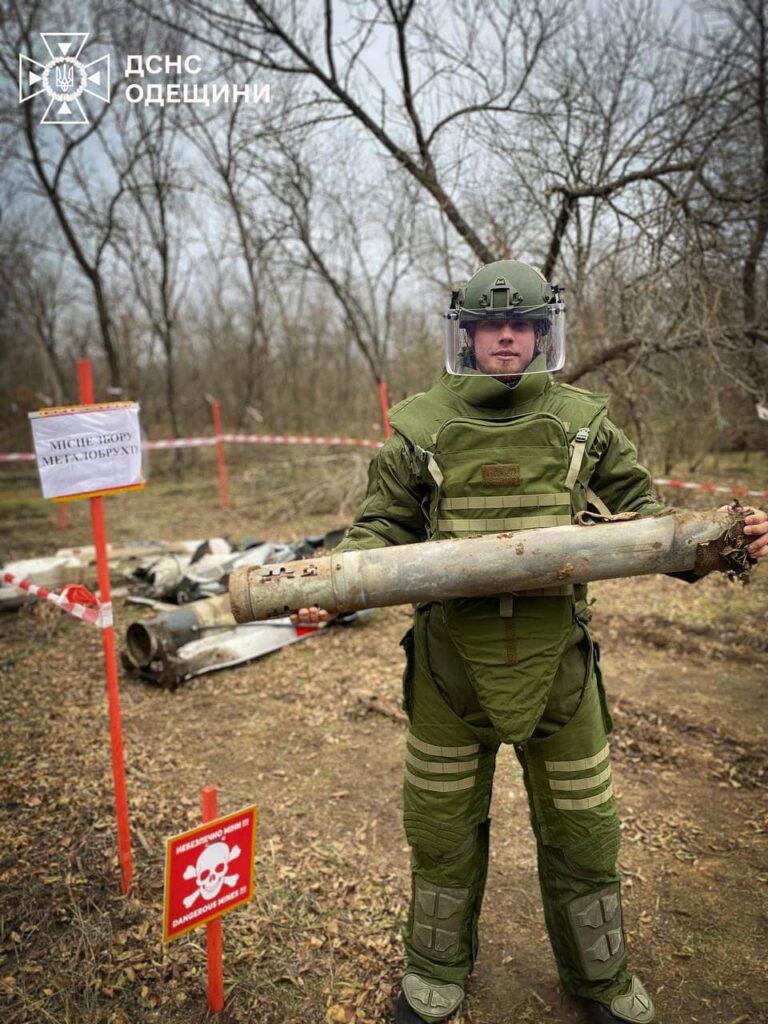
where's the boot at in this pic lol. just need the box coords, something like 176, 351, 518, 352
394, 992, 429, 1023
582, 976, 655, 1023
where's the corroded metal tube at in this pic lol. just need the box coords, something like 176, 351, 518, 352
229, 510, 752, 623
125, 593, 234, 668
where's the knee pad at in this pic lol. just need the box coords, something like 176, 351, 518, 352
404, 812, 474, 861
563, 817, 621, 877
405, 816, 488, 872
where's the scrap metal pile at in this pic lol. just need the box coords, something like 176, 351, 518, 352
1, 528, 368, 689
1, 539, 205, 612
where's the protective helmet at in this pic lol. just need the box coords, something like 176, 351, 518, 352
444, 259, 565, 376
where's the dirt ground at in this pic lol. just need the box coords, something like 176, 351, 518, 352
1, 448, 767, 1024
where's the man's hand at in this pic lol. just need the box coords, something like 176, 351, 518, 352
290, 606, 339, 625
744, 509, 768, 559
719, 505, 768, 560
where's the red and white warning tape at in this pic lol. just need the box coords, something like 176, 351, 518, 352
0, 434, 382, 459
0, 451, 35, 462
221, 432, 382, 449
0, 571, 112, 629
1, 436, 766, 497
144, 437, 217, 450
132, 433, 382, 450
653, 478, 768, 499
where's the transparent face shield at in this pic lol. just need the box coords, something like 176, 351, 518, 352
443, 304, 566, 377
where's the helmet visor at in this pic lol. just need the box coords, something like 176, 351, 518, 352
444, 304, 565, 377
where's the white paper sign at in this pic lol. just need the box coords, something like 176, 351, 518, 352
757, 402, 768, 422
29, 403, 143, 500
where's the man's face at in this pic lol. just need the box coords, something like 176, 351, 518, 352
470, 318, 536, 379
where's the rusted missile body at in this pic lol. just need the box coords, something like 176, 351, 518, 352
122, 592, 325, 688
229, 509, 754, 623
125, 593, 234, 671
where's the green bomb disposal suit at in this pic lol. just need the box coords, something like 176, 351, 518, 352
333, 360, 662, 1022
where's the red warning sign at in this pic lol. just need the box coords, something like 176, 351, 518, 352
163, 805, 257, 942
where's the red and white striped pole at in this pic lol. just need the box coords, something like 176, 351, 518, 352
210, 398, 229, 510
77, 359, 133, 893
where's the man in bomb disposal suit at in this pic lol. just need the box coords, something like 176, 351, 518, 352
292, 260, 768, 1023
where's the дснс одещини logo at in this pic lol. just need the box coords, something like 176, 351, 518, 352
19, 32, 110, 125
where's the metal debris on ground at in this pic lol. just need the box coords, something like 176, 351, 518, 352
121, 528, 368, 687
3, 527, 371, 688
0, 540, 205, 611
126, 529, 347, 603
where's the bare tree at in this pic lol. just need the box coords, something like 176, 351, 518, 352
261, 138, 419, 386
137, 0, 574, 264
185, 95, 279, 422
0, 0, 764, 463
110, 103, 192, 438
693, 1, 768, 396
0, 6, 135, 387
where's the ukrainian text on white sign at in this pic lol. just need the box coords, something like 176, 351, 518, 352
29, 403, 143, 499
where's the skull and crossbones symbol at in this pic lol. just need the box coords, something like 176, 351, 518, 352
182, 840, 240, 908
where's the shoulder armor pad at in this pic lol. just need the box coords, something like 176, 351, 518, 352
388, 392, 424, 418
389, 384, 451, 449
556, 382, 610, 403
